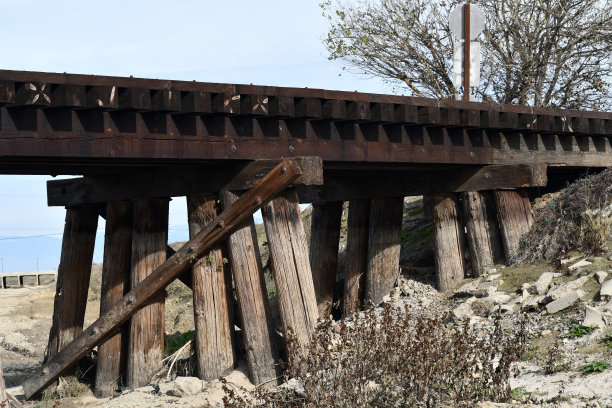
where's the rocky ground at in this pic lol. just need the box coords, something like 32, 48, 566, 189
2, 197, 612, 407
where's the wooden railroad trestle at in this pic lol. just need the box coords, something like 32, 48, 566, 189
0, 70, 608, 399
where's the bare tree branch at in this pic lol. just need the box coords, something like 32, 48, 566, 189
321, 0, 612, 110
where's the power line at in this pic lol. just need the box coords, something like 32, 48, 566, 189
0, 233, 63, 241
0, 226, 190, 241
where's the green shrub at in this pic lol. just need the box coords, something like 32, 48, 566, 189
568, 325, 598, 338
583, 361, 610, 373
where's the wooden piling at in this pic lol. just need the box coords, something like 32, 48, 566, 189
219, 190, 280, 385
494, 189, 534, 261
365, 197, 404, 305
343, 200, 370, 316
23, 159, 303, 398
262, 189, 319, 349
0, 355, 7, 407
95, 201, 132, 397
187, 194, 235, 381
432, 194, 466, 291
309, 201, 342, 317
126, 199, 168, 388
46, 205, 99, 362
462, 191, 505, 276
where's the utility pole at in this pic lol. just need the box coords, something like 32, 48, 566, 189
463, 3, 471, 101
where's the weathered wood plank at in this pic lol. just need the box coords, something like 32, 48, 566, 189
219, 191, 280, 385
309, 201, 343, 317
365, 197, 404, 305
494, 189, 534, 261
432, 194, 465, 291
47, 157, 323, 207
23, 158, 304, 399
126, 199, 168, 388
45, 206, 99, 362
462, 191, 505, 277
262, 189, 319, 349
343, 200, 370, 316
0, 355, 7, 406
95, 201, 132, 397
296, 164, 547, 203
187, 194, 235, 381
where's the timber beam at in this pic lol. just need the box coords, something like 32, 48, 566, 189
1, 70, 612, 173
297, 164, 547, 203
22, 157, 310, 399
47, 157, 323, 207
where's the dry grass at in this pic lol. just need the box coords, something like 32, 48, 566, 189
515, 168, 612, 264
222, 305, 529, 407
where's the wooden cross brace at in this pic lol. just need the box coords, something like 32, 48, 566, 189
22, 157, 310, 399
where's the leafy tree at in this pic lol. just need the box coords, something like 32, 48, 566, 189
321, 0, 612, 110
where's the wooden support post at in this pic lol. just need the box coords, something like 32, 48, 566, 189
187, 194, 235, 381
22, 158, 304, 399
219, 190, 280, 385
365, 197, 404, 305
462, 191, 505, 277
432, 194, 466, 291
95, 201, 132, 397
343, 200, 370, 316
494, 189, 533, 261
0, 355, 7, 407
309, 201, 342, 317
46, 205, 99, 362
262, 189, 319, 349
126, 199, 168, 388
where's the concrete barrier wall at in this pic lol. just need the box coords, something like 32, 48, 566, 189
0, 271, 57, 289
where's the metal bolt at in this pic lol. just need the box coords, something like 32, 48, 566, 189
280, 165, 288, 174
92, 327, 100, 335
127, 296, 136, 305
218, 220, 225, 229
42, 368, 49, 376
254, 196, 262, 205
231, 144, 237, 153
288, 145, 295, 153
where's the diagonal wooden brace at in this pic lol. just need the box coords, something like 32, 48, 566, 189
22, 157, 307, 399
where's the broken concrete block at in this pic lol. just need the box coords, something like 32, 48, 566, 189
546, 290, 585, 314
487, 273, 502, 281
454, 279, 482, 298
601, 279, 612, 299
453, 297, 477, 320
595, 271, 609, 284
529, 272, 557, 295
546, 275, 590, 301
568, 259, 592, 270
488, 291, 512, 305
582, 305, 605, 328
477, 280, 502, 295
522, 295, 546, 312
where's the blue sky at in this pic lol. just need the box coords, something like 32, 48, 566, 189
0, 0, 396, 272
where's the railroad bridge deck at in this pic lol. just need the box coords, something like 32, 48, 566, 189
1, 69, 609, 399
0, 69, 611, 173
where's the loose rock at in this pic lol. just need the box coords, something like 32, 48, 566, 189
171, 377, 204, 397
594, 271, 608, 284
546, 290, 585, 314
582, 305, 605, 328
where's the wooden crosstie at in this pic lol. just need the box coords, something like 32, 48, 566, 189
0, 69, 609, 400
